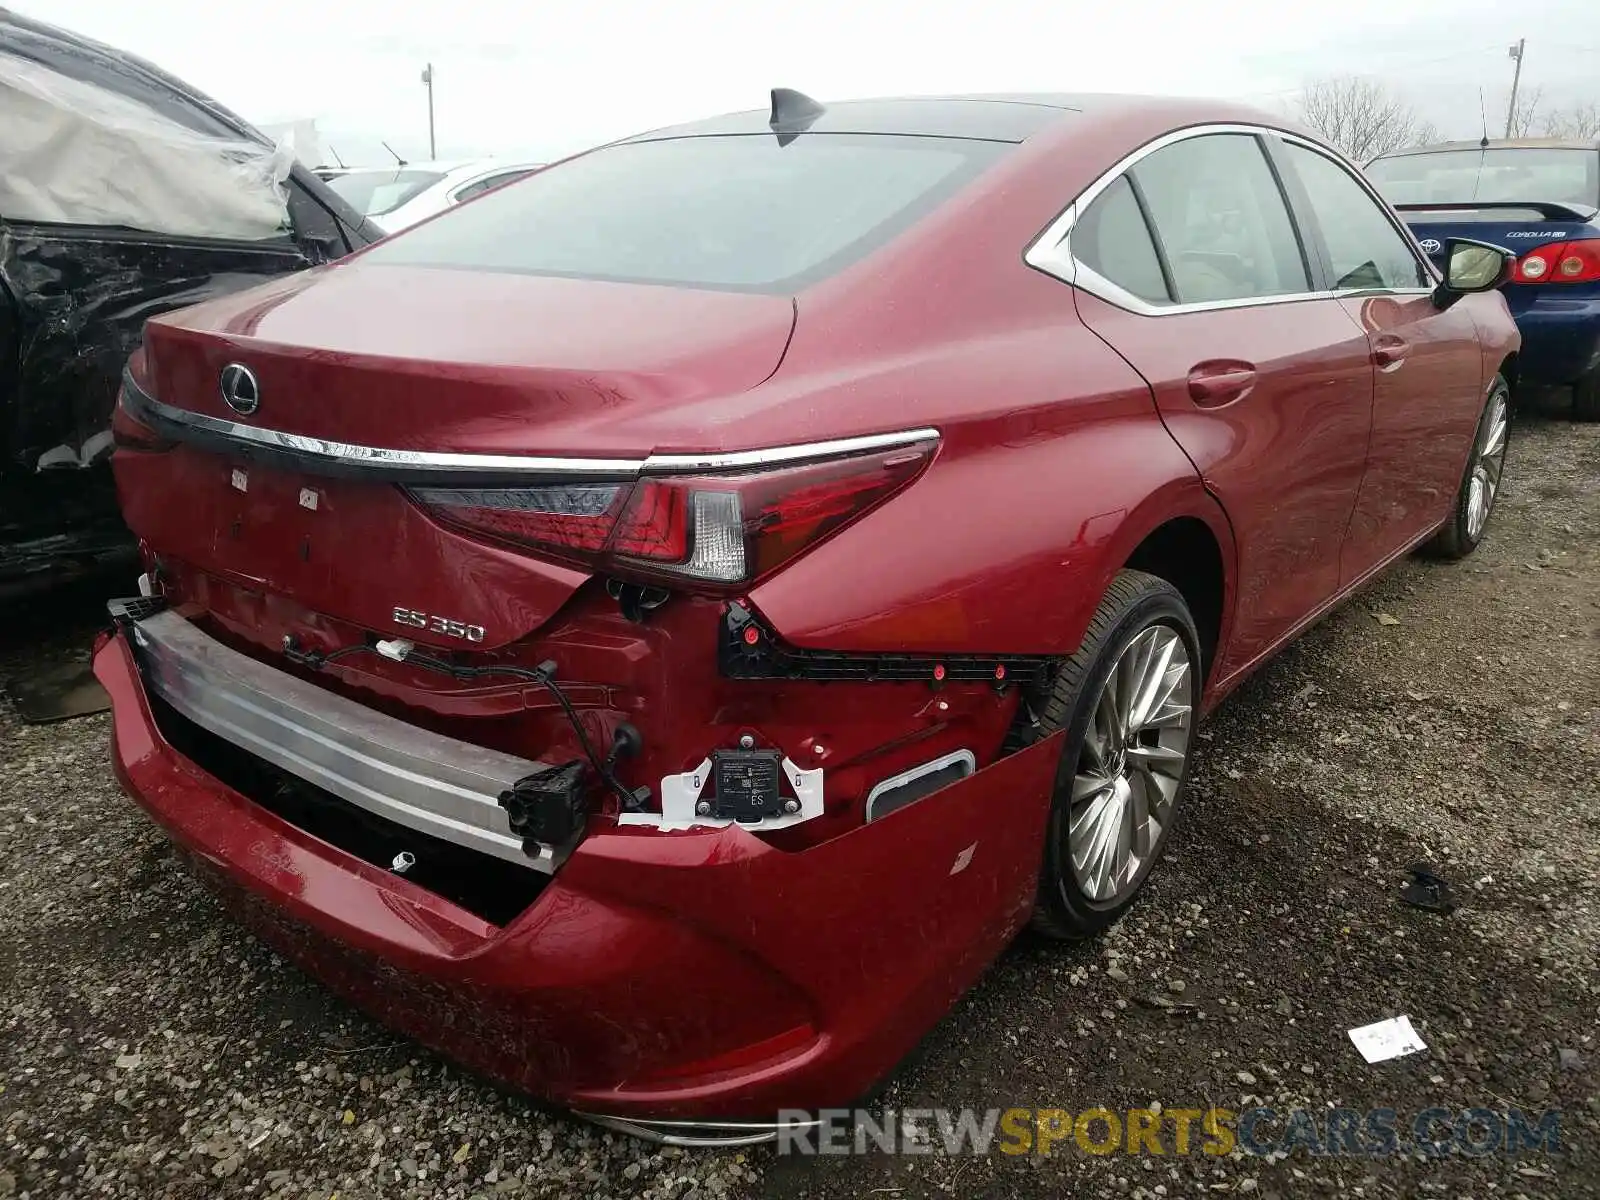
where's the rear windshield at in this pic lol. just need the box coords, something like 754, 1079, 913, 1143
1366, 148, 1599, 208
357, 133, 1011, 292
326, 169, 444, 216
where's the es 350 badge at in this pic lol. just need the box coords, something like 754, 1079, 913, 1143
392, 606, 487, 642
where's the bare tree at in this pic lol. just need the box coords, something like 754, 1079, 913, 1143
1545, 101, 1600, 141
1506, 86, 1544, 139
1297, 77, 1438, 161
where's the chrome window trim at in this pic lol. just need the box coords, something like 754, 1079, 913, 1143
1269, 131, 1441, 289
1023, 122, 1438, 316
122, 371, 938, 482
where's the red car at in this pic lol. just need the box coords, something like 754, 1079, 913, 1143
94, 91, 1519, 1143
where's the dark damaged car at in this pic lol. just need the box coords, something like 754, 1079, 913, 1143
0, 9, 378, 593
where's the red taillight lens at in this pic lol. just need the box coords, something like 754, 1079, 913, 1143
410, 440, 936, 589
113, 346, 176, 451
111, 394, 172, 450
1516, 238, 1600, 283
611, 481, 692, 562
414, 485, 624, 552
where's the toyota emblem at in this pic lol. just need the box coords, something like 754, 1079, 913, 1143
219, 363, 260, 416
1419, 238, 1442, 254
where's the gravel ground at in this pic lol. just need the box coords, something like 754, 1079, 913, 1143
1, 401, 1596, 1199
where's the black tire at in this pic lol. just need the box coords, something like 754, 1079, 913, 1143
1029, 570, 1201, 941
1423, 374, 1512, 560
1574, 368, 1600, 422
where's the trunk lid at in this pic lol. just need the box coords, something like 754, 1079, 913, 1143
1392, 200, 1600, 272
126, 262, 797, 645
141, 261, 797, 457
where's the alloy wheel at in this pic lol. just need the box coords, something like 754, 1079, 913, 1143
1466, 392, 1509, 541
1068, 624, 1194, 903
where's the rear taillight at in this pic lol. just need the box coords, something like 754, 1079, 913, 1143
113, 346, 176, 451
112, 390, 175, 451
410, 440, 936, 589
1515, 238, 1600, 283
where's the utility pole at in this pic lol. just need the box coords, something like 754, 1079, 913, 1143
1505, 39, 1526, 138
421, 63, 436, 160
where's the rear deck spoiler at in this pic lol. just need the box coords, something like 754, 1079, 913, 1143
1392, 200, 1600, 223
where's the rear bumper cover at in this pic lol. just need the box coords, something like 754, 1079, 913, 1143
1505, 286, 1600, 382
94, 620, 1061, 1125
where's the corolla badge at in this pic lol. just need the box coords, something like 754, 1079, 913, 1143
1419, 238, 1443, 254
219, 363, 261, 416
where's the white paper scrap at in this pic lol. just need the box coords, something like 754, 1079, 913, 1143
1348, 1015, 1427, 1064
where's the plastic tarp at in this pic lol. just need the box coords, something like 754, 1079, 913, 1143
0, 49, 292, 240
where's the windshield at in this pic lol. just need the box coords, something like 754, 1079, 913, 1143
1366, 148, 1599, 208
325, 169, 445, 216
357, 133, 1010, 292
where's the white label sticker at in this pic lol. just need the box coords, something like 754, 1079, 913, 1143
298, 487, 319, 511
1347, 1015, 1427, 1064
230, 468, 247, 492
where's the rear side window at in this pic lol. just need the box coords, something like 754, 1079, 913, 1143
326, 169, 444, 217
1130, 133, 1310, 303
1073, 176, 1170, 304
1281, 143, 1428, 291
452, 169, 537, 203
360, 133, 1010, 292
1366, 147, 1599, 208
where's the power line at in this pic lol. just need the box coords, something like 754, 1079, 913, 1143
1232, 44, 1514, 100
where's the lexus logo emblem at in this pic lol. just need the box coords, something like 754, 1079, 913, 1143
219, 363, 260, 416
1419, 238, 1442, 254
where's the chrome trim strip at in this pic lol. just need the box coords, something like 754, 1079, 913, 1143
572, 1112, 825, 1147
128, 610, 562, 873
123, 372, 939, 482
864, 748, 976, 821
1023, 121, 1438, 316
646, 428, 940, 473
124, 380, 643, 480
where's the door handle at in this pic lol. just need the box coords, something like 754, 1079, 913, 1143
1373, 333, 1410, 370
1186, 362, 1257, 407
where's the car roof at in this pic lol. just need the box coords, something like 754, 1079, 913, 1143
338, 160, 540, 179
1378, 138, 1600, 158
619, 91, 1300, 147
621, 94, 1081, 144
1, 7, 382, 243
1, 7, 261, 143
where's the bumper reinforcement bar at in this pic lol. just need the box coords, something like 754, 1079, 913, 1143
120, 605, 567, 872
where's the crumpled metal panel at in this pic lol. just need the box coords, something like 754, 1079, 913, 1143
0, 9, 380, 591
0, 228, 310, 588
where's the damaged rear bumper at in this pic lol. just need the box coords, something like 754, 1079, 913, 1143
126, 607, 564, 871
93, 618, 1062, 1130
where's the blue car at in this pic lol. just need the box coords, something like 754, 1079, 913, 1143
1366, 138, 1600, 421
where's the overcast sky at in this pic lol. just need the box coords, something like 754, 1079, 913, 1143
18, 0, 1600, 166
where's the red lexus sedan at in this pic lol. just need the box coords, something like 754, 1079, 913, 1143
95, 91, 1519, 1143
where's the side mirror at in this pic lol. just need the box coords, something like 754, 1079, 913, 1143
1432, 238, 1514, 309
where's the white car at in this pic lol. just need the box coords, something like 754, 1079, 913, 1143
323, 159, 542, 233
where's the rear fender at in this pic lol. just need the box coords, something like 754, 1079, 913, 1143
747, 410, 1234, 661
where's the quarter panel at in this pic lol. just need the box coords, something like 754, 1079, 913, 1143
747, 325, 1227, 659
